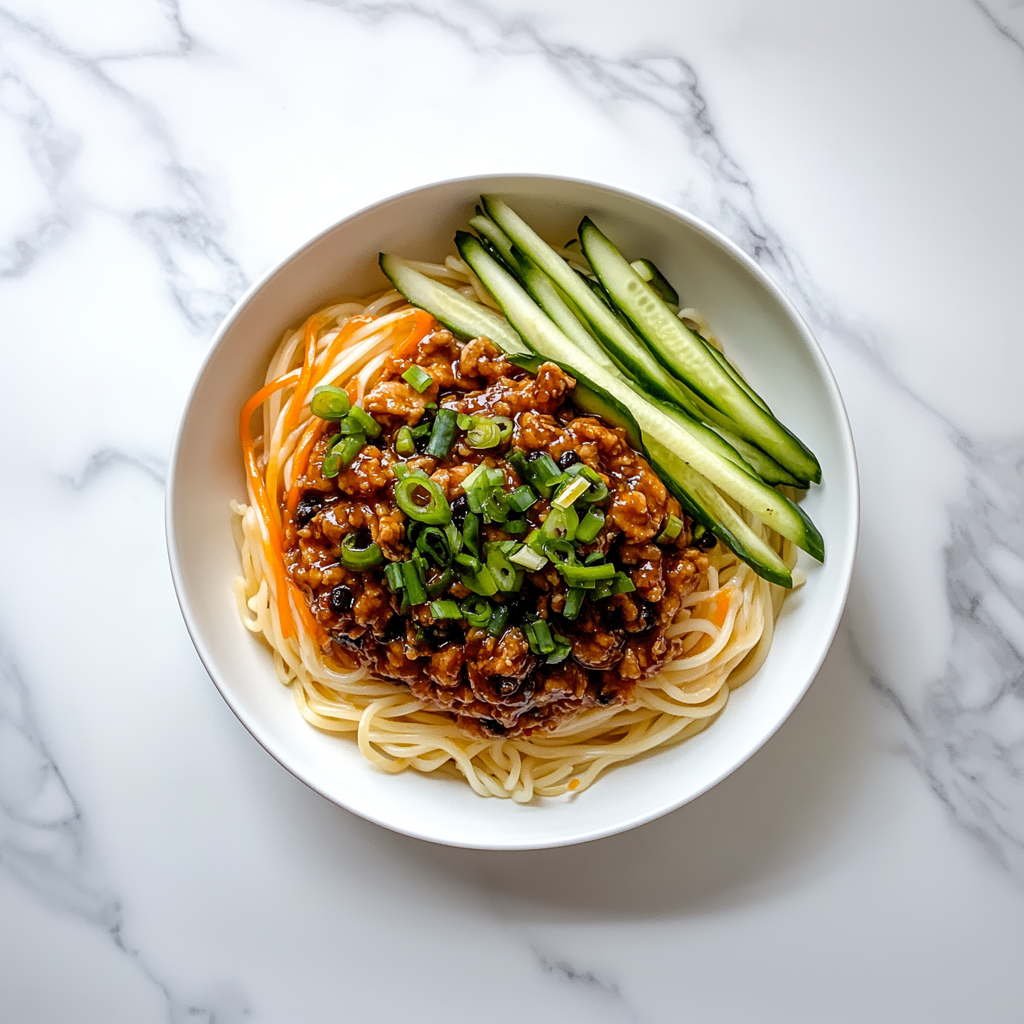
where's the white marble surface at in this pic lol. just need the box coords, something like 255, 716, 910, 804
2, 0, 1024, 1020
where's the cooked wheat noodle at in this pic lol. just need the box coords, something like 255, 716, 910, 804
233, 285, 799, 801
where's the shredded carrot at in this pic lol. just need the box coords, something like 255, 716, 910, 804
283, 418, 326, 544
240, 368, 302, 640
567, 778, 580, 792
690, 591, 731, 656
345, 378, 360, 405
391, 308, 437, 360
290, 580, 328, 644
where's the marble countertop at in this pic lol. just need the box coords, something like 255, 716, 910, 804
3, 1, 1024, 1020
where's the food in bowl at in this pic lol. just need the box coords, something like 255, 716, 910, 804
232, 195, 823, 802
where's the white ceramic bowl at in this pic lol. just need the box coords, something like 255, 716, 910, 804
167, 174, 858, 850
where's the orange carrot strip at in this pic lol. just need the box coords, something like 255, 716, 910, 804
321, 313, 374, 371
690, 591, 731, 656
283, 418, 326, 544
391, 308, 436, 360
240, 368, 302, 640
284, 314, 328, 436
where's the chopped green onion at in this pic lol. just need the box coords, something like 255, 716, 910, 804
525, 619, 555, 655
310, 385, 350, 420
539, 506, 579, 543
425, 567, 455, 598
425, 408, 457, 459
561, 562, 616, 587
462, 596, 492, 629
524, 454, 562, 498
425, 401, 438, 412
542, 538, 577, 568
486, 548, 523, 592
393, 463, 410, 481
564, 463, 610, 504
455, 552, 482, 575
395, 426, 415, 456
486, 604, 509, 637
657, 514, 684, 543
457, 413, 502, 448
562, 587, 586, 621
462, 512, 480, 556
384, 562, 405, 592
502, 518, 527, 535
552, 475, 591, 509
410, 422, 431, 439
429, 599, 463, 620
347, 406, 380, 439
493, 416, 514, 443
480, 490, 509, 523
322, 452, 340, 478
506, 448, 530, 480
576, 509, 606, 545
611, 572, 636, 595
336, 433, 365, 468
340, 532, 383, 571
583, 551, 605, 566
462, 565, 498, 597
401, 559, 427, 605
395, 474, 451, 525
547, 634, 573, 665
509, 545, 547, 571
460, 463, 491, 493
508, 485, 537, 513
402, 365, 433, 393
417, 525, 452, 566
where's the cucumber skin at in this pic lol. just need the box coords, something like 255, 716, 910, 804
578, 216, 822, 485
457, 230, 823, 566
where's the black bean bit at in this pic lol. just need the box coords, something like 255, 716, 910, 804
329, 585, 354, 615
450, 493, 469, 527
696, 529, 718, 550
294, 491, 322, 526
557, 450, 580, 470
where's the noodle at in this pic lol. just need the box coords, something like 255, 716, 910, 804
233, 286, 798, 801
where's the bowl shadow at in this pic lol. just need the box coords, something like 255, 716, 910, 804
264, 604, 870, 924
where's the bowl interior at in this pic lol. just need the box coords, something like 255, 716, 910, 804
168, 175, 858, 849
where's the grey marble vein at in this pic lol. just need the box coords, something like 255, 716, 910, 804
0, 642, 250, 1021
310, 0, 1024, 875
0, 2, 246, 332
61, 447, 167, 490
865, 437, 1024, 877
972, 0, 1024, 57
531, 944, 646, 1022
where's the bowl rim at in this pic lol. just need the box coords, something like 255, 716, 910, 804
165, 172, 860, 849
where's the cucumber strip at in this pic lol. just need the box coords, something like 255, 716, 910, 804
646, 440, 793, 588
713, 427, 807, 488
578, 216, 821, 483
457, 233, 825, 563
481, 196, 718, 417
630, 258, 679, 307
379, 253, 530, 357
696, 332, 770, 414
469, 214, 516, 264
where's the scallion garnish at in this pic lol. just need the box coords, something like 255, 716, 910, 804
336, 433, 365, 469
394, 474, 452, 525
462, 565, 498, 597
561, 562, 616, 587
462, 512, 480, 556
486, 547, 523, 592
395, 425, 415, 456
400, 559, 427, 605
538, 505, 579, 543
575, 508, 605, 545
429, 599, 463, 620
493, 416, 514, 443
502, 518, 527, 534
562, 587, 585, 621
417, 525, 452, 566
341, 533, 384, 571
486, 604, 509, 637
346, 405, 381, 439
310, 385, 350, 421
552, 475, 591, 509
425, 408, 457, 459
384, 561, 405, 592
547, 634, 573, 665
462, 596, 493, 629
454, 552, 482, 575
508, 485, 537, 513
509, 544, 547, 571
657, 514, 684, 543
525, 618, 556, 655
402, 365, 434, 393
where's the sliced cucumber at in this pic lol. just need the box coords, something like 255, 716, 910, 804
578, 216, 821, 483
646, 440, 793, 588
630, 258, 679, 307
481, 196, 721, 417
456, 233, 824, 564
713, 427, 807, 488
469, 214, 516, 264
695, 332, 770, 414
379, 253, 530, 357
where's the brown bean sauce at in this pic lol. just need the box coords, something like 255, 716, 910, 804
284, 325, 709, 738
